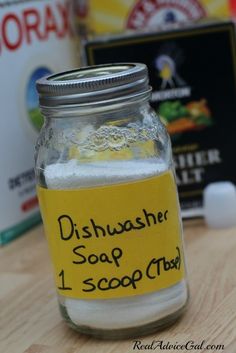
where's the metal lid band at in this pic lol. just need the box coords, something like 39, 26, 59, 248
36, 63, 149, 108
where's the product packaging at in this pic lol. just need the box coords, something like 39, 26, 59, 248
77, 0, 232, 36
84, 21, 236, 217
0, 0, 77, 244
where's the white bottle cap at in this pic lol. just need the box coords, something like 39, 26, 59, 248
203, 181, 236, 228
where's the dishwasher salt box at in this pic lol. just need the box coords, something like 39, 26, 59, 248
0, 0, 77, 245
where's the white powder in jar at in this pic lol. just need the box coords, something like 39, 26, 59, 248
44, 158, 188, 330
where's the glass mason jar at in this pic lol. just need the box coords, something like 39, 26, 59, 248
35, 63, 189, 339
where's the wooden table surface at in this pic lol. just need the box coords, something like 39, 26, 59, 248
1, 222, 236, 353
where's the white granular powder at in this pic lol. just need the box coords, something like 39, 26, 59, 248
45, 158, 188, 329
45, 159, 167, 189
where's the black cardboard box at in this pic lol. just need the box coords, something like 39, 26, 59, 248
84, 21, 236, 217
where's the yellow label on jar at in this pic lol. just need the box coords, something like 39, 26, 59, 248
37, 171, 185, 299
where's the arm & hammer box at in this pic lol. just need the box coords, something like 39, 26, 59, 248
75, 0, 233, 35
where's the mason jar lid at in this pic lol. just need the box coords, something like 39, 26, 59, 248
36, 63, 150, 108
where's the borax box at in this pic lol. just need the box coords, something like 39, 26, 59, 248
84, 21, 236, 216
0, 0, 77, 244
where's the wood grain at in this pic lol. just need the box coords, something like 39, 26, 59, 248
1, 223, 236, 353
